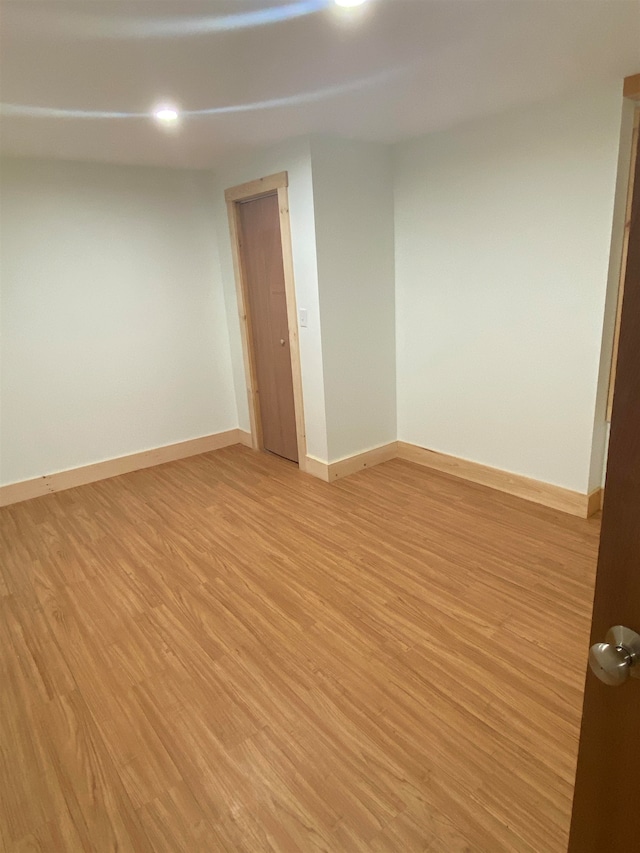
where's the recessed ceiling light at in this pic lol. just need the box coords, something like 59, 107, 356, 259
153, 104, 180, 125
334, 0, 368, 7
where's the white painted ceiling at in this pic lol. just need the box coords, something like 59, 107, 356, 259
1, 0, 639, 168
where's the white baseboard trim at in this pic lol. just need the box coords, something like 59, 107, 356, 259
397, 442, 602, 519
0, 429, 244, 508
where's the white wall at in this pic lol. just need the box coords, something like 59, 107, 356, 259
212, 137, 329, 461
394, 84, 624, 494
2, 84, 627, 492
311, 136, 396, 462
0, 157, 237, 485
587, 97, 637, 490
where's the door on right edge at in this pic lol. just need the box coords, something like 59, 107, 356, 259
568, 120, 640, 851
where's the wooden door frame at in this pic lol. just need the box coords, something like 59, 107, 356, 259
606, 75, 640, 420
225, 171, 308, 471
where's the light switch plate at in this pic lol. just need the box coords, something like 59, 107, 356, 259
299, 309, 308, 328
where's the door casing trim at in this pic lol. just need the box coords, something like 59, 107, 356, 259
225, 172, 308, 471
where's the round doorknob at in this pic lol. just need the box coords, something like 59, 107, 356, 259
589, 625, 640, 687
280, 339, 286, 346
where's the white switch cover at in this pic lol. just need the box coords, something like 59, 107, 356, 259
299, 309, 308, 328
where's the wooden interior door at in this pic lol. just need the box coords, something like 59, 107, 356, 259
568, 122, 640, 851
238, 193, 298, 463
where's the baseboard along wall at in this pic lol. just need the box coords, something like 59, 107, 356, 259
1, 430, 601, 519
0, 429, 250, 507
396, 442, 602, 518
306, 441, 601, 519
305, 443, 398, 484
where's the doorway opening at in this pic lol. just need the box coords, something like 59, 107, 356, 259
225, 172, 307, 468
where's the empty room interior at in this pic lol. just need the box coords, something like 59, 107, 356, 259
1, 1, 640, 851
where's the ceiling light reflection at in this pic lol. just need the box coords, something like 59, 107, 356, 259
21, 1, 331, 40
0, 67, 405, 123
153, 105, 180, 125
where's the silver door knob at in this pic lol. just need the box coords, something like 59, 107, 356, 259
280, 339, 286, 346
589, 625, 640, 687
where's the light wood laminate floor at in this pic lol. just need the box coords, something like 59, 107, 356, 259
0, 446, 600, 852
